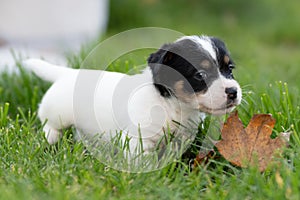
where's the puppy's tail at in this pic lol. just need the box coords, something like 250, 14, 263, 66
23, 58, 74, 83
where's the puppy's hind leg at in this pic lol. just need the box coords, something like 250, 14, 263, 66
37, 81, 74, 144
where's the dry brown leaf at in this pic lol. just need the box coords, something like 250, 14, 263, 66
215, 111, 290, 172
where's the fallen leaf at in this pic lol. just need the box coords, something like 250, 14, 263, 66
215, 111, 289, 172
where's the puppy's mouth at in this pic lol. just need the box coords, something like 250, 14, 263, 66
199, 101, 238, 115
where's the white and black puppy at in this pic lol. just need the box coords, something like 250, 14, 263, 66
24, 35, 242, 156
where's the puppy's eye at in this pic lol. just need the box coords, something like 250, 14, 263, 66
194, 70, 208, 81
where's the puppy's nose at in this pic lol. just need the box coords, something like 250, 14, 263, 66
225, 87, 238, 100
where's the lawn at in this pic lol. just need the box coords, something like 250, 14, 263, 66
1, 0, 300, 199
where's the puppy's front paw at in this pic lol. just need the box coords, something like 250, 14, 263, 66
43, 124, 62, 144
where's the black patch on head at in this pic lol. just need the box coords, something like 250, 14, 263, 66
148, 37, 219, 98
210, 37, 235, 79
147, 44, 175, 97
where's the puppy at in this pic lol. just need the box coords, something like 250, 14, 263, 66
24, 35, 242, 157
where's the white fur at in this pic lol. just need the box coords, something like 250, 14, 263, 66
23, 59, 201, 153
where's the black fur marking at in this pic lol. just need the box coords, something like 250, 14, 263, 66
148, 44, 175, 97
210, 37, 235, 79
148, 37, 219, 98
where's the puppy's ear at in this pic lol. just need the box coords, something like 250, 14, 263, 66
148, 44, 175, 75
148, 44, 176, 97
148, 44, 172, 64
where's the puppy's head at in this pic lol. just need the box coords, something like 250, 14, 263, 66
148, 35, 242, 115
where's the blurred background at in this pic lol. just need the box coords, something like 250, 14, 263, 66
0, 0, 299, 92
107, 0, 300, 92
0, 0, 108, 68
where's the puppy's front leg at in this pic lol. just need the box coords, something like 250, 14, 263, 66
43, 123, 62, 144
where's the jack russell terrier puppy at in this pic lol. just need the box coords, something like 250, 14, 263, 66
24, 35, 242, 158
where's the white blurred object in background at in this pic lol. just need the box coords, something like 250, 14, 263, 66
0, 0, 109, 71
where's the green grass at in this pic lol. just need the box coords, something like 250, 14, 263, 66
1, 0, 300, 199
